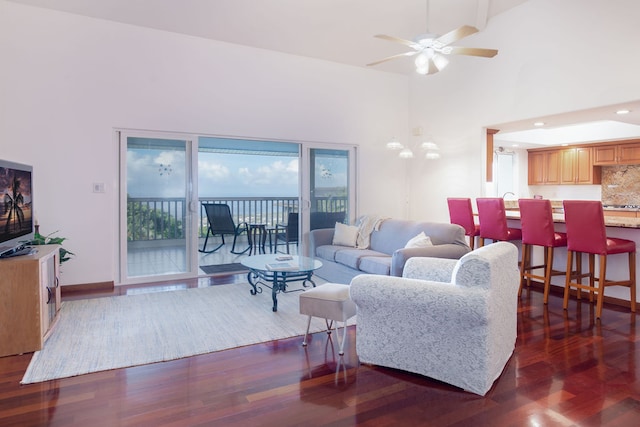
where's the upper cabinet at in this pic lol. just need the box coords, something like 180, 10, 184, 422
528, 139, 640, 185
528, 146, 601, 185
593, 140, 640, 165
528, 150, 560, 185
560, 147, 599, 184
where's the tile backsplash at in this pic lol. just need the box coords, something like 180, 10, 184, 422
601, 165, 640, 205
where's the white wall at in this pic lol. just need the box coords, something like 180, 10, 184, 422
407, 0, 640, 222
0, 2, 410, 285
4, 0, 640, 287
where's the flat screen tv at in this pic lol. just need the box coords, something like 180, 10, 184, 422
0, 160, 34, 256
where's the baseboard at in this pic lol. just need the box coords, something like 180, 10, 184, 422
61, 281, 115, 295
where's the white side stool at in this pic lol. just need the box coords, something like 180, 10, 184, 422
299, 283, 357, 355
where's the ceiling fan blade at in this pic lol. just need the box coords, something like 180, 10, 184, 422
374, 34, 419, 49
447, 46, 498, 58
366, 51, 417, 67
435, 25, 479, 47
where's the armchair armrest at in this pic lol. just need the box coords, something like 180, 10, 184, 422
402, 257, 458, 282
350, 274, 487, 321
391, 244, 470, 277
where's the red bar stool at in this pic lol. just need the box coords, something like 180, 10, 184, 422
518, 198, 568, 303
476, 198, 522, 247
563, 200, 636, 319
447, 198, 480, 249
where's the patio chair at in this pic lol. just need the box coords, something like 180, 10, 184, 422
274, 212, 299, 254
310, 211, 346, 230
199, 203, 250, 254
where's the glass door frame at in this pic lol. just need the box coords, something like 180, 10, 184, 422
299, 142, 357, 256
118, 129, 199, 285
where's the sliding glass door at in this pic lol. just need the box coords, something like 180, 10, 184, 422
119, 131, 196, 283
119, 131, 356, 283
299, 146, 355, 255
196, 137, 300, 269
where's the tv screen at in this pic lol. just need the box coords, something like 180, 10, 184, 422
0, 160, 33, 252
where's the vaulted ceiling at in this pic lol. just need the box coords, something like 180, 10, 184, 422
7, 0, 640, 144
6, 0, 529, 74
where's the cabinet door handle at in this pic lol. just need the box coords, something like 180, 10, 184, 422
46, 287, 52, 304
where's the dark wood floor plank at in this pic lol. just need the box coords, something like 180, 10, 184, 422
1, 278, 640, 426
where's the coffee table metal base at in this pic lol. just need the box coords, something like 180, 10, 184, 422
246, 270, 316, 312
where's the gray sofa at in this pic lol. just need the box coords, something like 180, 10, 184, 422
309, 219, 471, 284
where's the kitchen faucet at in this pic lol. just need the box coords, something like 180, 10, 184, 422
502, 191, 516, 199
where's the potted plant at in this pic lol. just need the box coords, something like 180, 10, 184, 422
26, 228, 74, 264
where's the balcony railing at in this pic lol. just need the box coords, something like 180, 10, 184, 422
127, 196, 347, 241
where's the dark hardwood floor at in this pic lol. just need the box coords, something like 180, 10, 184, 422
1, 276, 640, 426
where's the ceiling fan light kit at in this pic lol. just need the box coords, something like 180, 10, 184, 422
368, 25, 498, 75
386, 137, 403, 150
386, 137, 441, 160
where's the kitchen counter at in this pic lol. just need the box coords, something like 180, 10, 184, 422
500, 199, 640, 226
504, 210, 640, 229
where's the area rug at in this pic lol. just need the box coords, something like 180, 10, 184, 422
200, 263, 249, 275
21, 283, 354, 384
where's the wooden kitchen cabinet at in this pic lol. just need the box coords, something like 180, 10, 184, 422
559, 147, 600, 184
528, 150, 560, 185
593, 140, 640, 165
528, 146, 600, 185
0, 245, 60, 357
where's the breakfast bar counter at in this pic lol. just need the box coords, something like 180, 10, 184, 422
498, 208, 640, 305
504, 210, 640, 229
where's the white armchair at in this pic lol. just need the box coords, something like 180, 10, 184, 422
349, 241, 520, 396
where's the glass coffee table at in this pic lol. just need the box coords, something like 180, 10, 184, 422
240, 254, 323, 312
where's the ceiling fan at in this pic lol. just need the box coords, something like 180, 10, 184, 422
367, 25, 498, 75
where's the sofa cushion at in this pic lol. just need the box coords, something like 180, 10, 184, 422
335, 248, 387, 269
369, 219, 428, 254
369, 219, 468, 254
404, 231, 433, 248
359, 256, 392, 275
332, 222, 359, 247
316, 245, 345, 261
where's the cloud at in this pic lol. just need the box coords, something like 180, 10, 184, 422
127, 150, 303, 198
198, 161, 230, 180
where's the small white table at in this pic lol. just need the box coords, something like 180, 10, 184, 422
240, 255, 323, 311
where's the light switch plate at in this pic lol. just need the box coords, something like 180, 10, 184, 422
93, 182, 105, 193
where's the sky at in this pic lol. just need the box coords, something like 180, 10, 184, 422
126, 149, 347, 199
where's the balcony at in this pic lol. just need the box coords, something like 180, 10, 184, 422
126, 196, 347, 278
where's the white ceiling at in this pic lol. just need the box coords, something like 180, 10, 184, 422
5, 0, 527, 75
7, 0, 640, 146
492, 100, 640, 148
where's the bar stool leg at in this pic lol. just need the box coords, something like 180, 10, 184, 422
518, 243, 528, 297
596, 255, 607, 319
588, 253, 597, 302
564, 250, 574, 310
630, 251, 637, 313
543, 247, 554, 305
576, 252, 582, 301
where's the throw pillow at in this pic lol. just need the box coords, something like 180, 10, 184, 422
404, 231, 433, 248
332, 222, 360, 247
